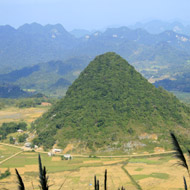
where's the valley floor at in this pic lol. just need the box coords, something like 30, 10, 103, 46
0, 143, 188, 190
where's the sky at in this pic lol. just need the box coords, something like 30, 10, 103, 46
0, 0, 190, 31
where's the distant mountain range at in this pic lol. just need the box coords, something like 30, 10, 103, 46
1, 22, 190, 72
130, 20, 190, 35
1, 22, 190, 97
0, 23, 77, 72
0, 83, 29, 98
0, 57, 90, 97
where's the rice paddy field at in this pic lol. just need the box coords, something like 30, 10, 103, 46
0, 106, 49, 125
0, 143, 188, 190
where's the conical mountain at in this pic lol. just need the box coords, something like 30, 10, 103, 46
33, 52, 190, 151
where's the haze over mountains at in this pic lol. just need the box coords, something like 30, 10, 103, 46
1, 21, 190, 97
130, 20, 190, 35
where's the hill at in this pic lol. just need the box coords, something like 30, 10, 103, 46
33, 52, 190, 152
0, 57, 90, 97
0, 83, 30, 98
154, 72, 190, 92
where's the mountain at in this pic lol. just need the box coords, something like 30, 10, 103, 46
70, 29, 92, 38
1, 23, 190, 76
0, 23, 77, 72
154, 72, 190, 92
1, 23, 190, 93
0, 83, 30, 98
50, 78, 71, 89
130, 20, 190, 35
0, 57, 90, 97
33, 52, 190, 152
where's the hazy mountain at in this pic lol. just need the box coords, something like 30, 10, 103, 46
0, 83, 29, 98
154, 72, 190, 92
33, 52, 190, 151
130, 20, 190, 35
0, 23, 77, 72
1, 23, 190, 90
0, 57, 91, 97
70, 29, 92, 38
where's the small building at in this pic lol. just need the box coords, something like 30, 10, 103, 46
25, 142, 31, 148
52, 149, 62, 154
48, 152, 53, 157
17, 129, 23, 133
63, 154, 72, 160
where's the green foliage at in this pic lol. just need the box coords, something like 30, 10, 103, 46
33, 52, 190, 150
0, 96, 56, 109
133, 173, 169, 180
0, 122, 27, 140
18, 134, 29, 143
9, 136, 15, 144
16, 98, 43, 108
0, 83, 29, 98
0, 169, 11, 180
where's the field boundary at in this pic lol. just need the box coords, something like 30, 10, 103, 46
121, 160, 143, 190
0, 151, 23, 165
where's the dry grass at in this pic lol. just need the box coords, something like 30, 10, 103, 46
126, 156, 188, 190
1, 153, 188, 190
0, 150, 138, 190
0, 164, 137, 190
0, 106, 48, 124
63, 144, 74, 154
52, 157, 61, 161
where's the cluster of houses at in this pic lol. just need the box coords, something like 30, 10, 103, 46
48, 149, 72, 160
16, 129, 72, 159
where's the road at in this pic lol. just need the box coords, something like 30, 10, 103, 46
0, 142, 175, 162
0, 151, 23, 165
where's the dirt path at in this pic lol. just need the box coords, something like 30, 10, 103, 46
0, 150, 23, 165
0, 142, 175, 158
0, 142, 22, 149
71, 151, 175, 158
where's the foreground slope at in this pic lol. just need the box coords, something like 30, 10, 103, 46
33, 52, 190, 151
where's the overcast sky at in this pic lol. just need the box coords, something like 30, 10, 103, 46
0, 0, 190, 30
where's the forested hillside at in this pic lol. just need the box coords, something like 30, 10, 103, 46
33, 53, 190, 151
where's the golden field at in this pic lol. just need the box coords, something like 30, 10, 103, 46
0, 144, 188, 190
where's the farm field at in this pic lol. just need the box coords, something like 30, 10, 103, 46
0, 144, 188, 190
0, 106, 49, 125
0, 144, 21, 162
127, 156, 188, 190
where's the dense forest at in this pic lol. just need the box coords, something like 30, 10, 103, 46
32, 53, 190, 151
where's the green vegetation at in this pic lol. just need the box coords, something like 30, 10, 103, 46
0, 58, 90, 97
0, 83, 29, 98
133, 173, 169, 180
0, 96, 56, 108
18, 133, 29, 143
129, 158, 164, 165
0, 122, 27, 140
0, 169, 11, 180
171, 91, 190, 105
0, 145, 21, 162
135, 168, 143, 171
33, 52, 190, 151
